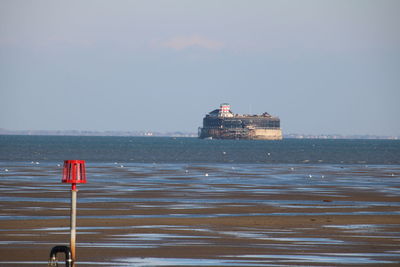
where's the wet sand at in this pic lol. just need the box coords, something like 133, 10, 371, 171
0, 163, 400, 266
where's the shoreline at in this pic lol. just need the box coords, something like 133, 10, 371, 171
1, 163, 399, 266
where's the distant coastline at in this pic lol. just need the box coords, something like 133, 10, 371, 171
0, 128, 398, 140
0, 128, 197, 138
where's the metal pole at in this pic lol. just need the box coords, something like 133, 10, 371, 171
70, 184, 77, 266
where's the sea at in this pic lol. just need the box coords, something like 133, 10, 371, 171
1, 135, 400, 266
0, 135, 399, 164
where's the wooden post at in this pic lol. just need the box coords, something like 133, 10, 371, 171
70, 185, 77, 266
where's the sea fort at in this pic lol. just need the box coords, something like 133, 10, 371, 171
199, 103, 282, 140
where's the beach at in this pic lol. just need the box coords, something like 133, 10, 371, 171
1, 162, 399, 266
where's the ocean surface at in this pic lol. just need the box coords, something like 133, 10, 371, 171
0, 135, 399, 164
1, 135, 400, 266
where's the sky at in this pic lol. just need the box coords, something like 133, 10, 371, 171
1, 0, 399, 136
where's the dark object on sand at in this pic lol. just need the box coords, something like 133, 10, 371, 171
48, 246, 72, 267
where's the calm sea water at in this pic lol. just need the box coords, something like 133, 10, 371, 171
0, 135, 399, 164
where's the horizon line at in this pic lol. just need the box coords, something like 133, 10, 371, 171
0, 128, 399, 140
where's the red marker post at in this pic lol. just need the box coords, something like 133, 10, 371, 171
62, 160, 87, 266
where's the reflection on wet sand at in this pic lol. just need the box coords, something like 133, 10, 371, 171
0, 162, 399, 266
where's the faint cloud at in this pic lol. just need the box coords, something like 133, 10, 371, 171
159, 35, 224, 51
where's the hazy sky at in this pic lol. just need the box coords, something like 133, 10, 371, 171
1, 0, 399, 135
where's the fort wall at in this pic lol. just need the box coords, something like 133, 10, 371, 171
251, 129, 283, 140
